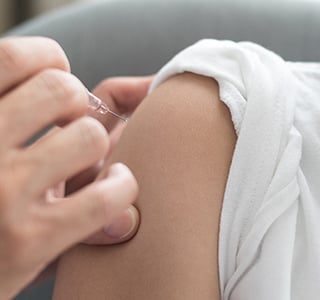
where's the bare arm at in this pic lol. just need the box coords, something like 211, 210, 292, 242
53, 73, 237, 300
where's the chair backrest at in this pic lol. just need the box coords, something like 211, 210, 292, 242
6, 0, 320, 89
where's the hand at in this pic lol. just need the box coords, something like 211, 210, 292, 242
66, 75, 154, 244
0, 37, 138, 299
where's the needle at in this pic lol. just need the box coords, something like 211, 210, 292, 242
87, 91, 128, 122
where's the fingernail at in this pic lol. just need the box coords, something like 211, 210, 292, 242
104, 206, 138, 240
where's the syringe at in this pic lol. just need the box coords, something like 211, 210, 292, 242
87, 91, 128, 122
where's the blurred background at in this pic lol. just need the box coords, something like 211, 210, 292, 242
1, 0, 316, 34
0, 0, 87, 34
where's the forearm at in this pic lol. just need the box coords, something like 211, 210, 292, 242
53, 73, 236, 299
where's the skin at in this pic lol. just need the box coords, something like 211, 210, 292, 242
53, 73, 237, 299
0, 37, 151, 299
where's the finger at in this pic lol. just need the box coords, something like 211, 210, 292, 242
35, 128, 103, 196
35, 128, 100, 196
90, 75, 154, 130
46, 163, 138, 254
65, 122, 126, 195
28, 126, 61, 149
24, 117, 110, 189
0, 69, 88, 148
0, 37, 70, 94
83, 205, 140, 245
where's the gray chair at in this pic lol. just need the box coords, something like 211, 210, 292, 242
6, 0, 320, 90
6, 0, 320, 298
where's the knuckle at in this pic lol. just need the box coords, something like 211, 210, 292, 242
78, 117, 109, 156
42, 37, 70, 71
0, 39, 26, 73
37, 69, 87, 113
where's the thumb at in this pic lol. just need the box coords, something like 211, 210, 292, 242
82, 205, 140, 245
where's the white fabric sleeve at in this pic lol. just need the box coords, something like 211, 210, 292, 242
148, 39, 320, 300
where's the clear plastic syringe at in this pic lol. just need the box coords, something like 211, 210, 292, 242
87, 91, 128, 122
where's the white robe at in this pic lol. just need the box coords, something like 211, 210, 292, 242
149, 39, 320, 300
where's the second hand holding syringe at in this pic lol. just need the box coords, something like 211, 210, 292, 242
87, 90, 128, 122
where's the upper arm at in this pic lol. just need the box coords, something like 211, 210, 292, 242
53, 73, 236, 300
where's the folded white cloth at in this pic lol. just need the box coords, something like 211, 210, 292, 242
149, 39, 320, 300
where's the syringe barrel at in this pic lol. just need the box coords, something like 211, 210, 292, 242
87, 91, 101, 110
